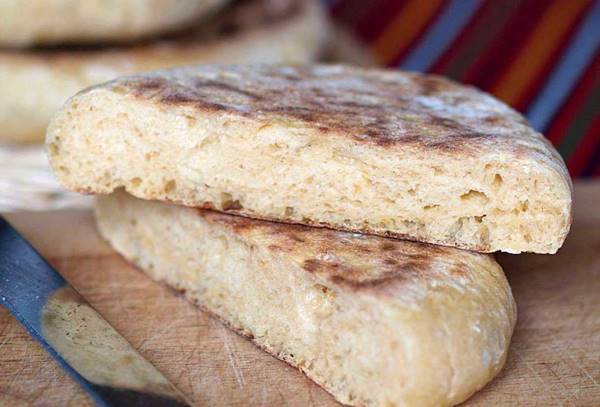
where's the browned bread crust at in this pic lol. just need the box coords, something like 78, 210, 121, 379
117, 65, 562, 166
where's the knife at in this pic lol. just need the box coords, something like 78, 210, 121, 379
0, 216, 192, 406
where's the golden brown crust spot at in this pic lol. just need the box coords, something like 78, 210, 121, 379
197, 208, 491, 295
115, 64, 559, 160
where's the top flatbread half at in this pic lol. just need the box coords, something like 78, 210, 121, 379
47, 64, 573, 253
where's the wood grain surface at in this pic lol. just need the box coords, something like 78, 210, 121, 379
1, 182, 599, 406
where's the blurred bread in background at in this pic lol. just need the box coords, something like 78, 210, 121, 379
0, 0, 229, 47
322, 24, 376, 68
0, 0, 328, 143
0, 0, 330, 211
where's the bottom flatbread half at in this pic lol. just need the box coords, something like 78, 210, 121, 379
95, 190, 516, 407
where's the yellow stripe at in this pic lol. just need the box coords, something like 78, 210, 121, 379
372, 0, 444, 65
491, 0, 589, 105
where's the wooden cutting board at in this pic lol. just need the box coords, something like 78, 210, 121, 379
1, 183, 599, 406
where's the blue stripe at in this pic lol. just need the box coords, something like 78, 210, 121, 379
526, 1, 600, 131
400, 0, 483, 71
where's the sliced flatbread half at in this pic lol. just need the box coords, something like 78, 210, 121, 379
0, 0, 228, 47
95, 190, 516, 407
49, 64, 572, 254
1, 0, 327, 142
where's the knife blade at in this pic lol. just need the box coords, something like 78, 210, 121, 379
0, 216, 192, 406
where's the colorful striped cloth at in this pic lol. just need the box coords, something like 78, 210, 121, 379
327, 0, 600, 177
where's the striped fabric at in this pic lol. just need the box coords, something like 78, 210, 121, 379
329, 0, 600, 177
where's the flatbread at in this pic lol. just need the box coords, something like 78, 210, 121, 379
0, 0, 228, 47
1, 0, 327, 142
49, 64, 572, 254
95, 190, 516, 407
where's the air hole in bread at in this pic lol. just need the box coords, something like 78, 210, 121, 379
48, 143, 59, 156
130, 177, 142, 188
460, 189, 489, 203
314, 284, 330, 294
451, 217, 467, 237
480, 224, 490, 245
493, 173, 503, 189
184, 115, 196, 128
402, 220, 418, 229
284, 206, 294, 216
423, 204, 440, 211
164, 179, 176, 193
144, 152, 158, 161
221, 192, 242, 211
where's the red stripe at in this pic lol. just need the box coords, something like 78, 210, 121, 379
353, 0, 409, 42
463, 0, 551, 88
330, 0, 348, 16
567, 114, 600, 177
546, 52, 600, 146
430, 0, 496, 74
494, 0, 593, 112
330, 0, 382, 35
388, 1, 448, 67
330, 0, 368, 20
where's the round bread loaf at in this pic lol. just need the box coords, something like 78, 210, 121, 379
0, 0, 228, 47
95, 190, 517, 407
48, 64, 572, 254
1, 0, 327, 143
